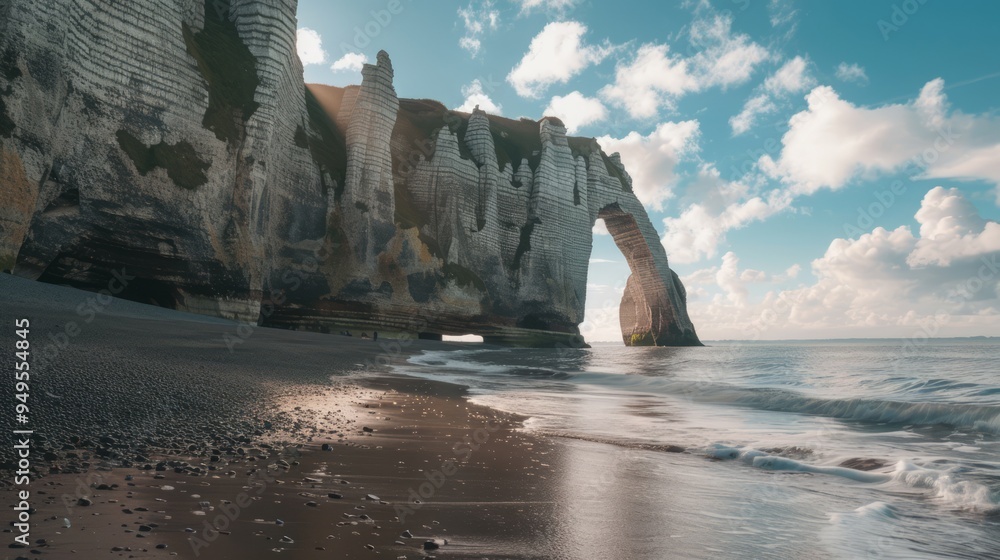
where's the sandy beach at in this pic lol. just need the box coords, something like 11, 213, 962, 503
0, 275, 565, 559
6, 274, 999, 560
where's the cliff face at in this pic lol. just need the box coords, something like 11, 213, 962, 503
0, 0, 700, 347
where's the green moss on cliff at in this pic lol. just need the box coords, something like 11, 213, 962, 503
116, 129, 209, 190
182, 0, 260, 143
629, 332, 654, 346
0, 253, 16, 273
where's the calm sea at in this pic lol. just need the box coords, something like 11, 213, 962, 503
394, 340, 1000, 559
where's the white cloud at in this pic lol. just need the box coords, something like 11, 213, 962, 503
764, 56, 812, 94
331, 52, 367, 73
589, 258, 618, 264
601, 13, 769, 118
580, 276, 629, 342
455, 79, 503, 114
682, 266, 718, 286
544, 91, 608, 134
596, 120, 700, 210
780, 263, 802, 280
688, 14, 771, 89
296, 28, 326, 66
740, 268, 769, 283
514, 0, 578, 13
908, 187, 1000, 266
661, 164, 793, 263
684, 187, 1000, 340
458, 1, 499, 57
730, 94, 777, 136
593, 218, 609, 236
662, 193, 792, 264
731, 56, 813, 136
835, 62, 868, 84
768, 0, 798, 29
717, 251, 750, 305
760, 79, 1000, 198
599, 44, 696, 118
508, 21, 612, 98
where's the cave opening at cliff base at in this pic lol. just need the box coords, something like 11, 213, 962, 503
442, 334, 484, 343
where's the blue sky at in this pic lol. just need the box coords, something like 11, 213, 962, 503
295, 0, 1000, 340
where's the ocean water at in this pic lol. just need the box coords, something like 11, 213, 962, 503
394, 340, 1000, 559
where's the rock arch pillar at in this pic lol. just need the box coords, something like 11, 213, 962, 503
597, 204, 701, 346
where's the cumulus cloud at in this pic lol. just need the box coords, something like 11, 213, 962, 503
601, 13, 769, 118
683, 187, 1000, 339
688, 14, 772, 88
457, 1, 499, 57
662, 195, 791, 264
507, 21, 613, 98
296, 28, 326, 65
331, 52, 367, 73
596, 120, 701, 210
835, 62, 868, 84
455, 79, 503, 114
908, 187, 1000, 266
544, 91, 608, 133
760, 79, 1000, 199
661, 164, 793, 263
730, 56, 813, 135
682, 257, 799, 296
599, 44, 696, 118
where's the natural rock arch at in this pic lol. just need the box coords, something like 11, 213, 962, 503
596, 203, 701, 346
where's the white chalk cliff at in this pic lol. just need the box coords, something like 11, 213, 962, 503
0, 0, 700, 346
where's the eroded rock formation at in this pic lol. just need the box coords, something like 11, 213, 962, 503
0, 0, 700, 346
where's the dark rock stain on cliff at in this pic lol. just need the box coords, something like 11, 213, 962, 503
0, 4, 700, 347
115, 129, 209, 190
182, 0, 260, 144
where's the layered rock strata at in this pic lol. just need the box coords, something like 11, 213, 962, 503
0, 0, 700, 346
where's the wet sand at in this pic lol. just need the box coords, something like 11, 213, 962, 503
0, 275, 563, 559
16, 376, 564, 559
